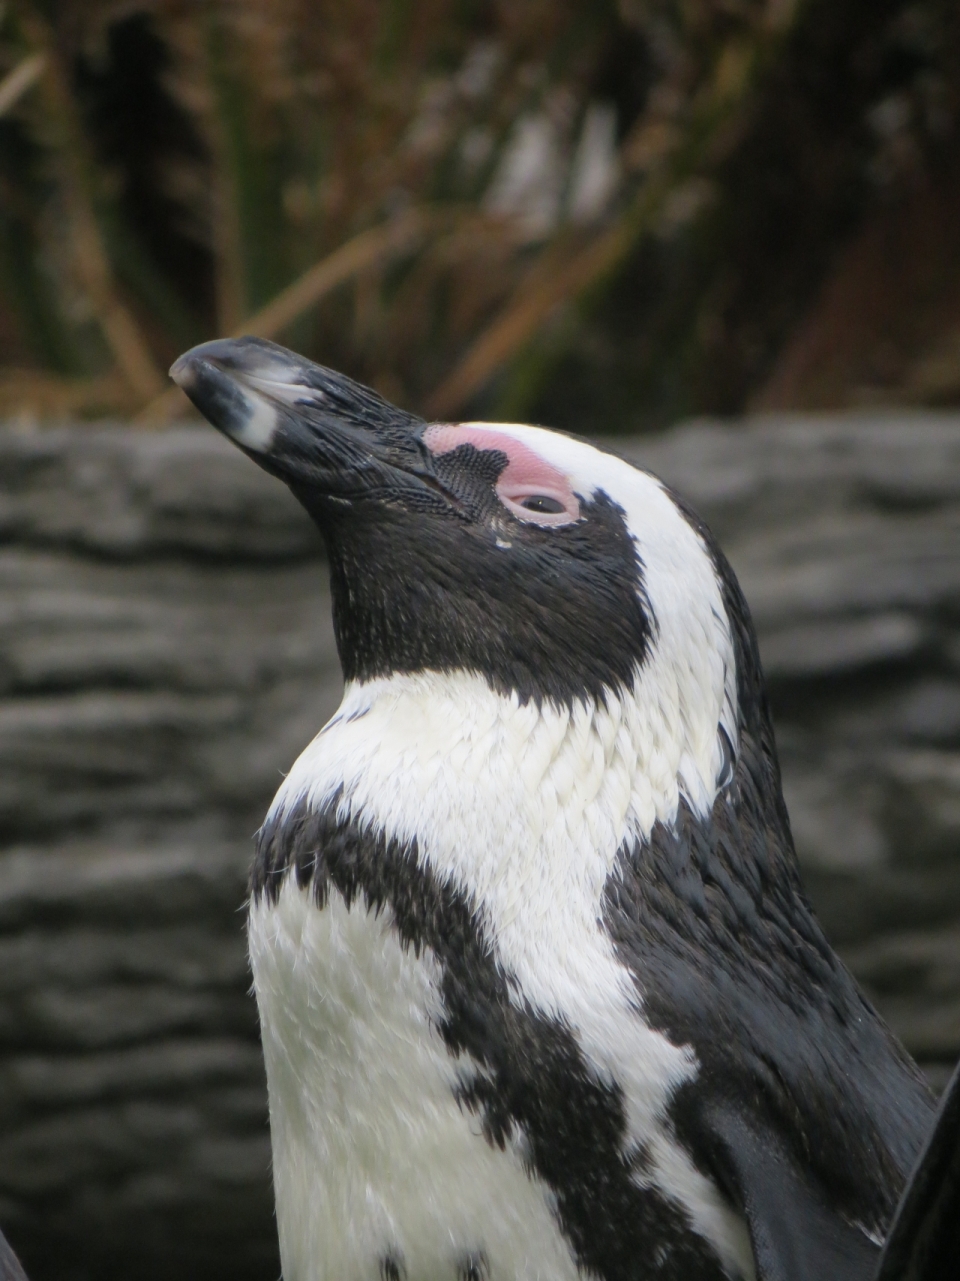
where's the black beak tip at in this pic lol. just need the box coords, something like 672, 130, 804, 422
170, 337, 255, 387
167, 339, 282, 452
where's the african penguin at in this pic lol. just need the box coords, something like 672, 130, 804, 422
171, 336, 935, 1281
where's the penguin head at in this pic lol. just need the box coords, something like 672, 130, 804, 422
172, 337, 744, 799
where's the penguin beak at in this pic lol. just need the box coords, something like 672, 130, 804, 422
169, 337, 437, 509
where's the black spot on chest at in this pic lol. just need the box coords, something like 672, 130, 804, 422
254, 798, 736, 1281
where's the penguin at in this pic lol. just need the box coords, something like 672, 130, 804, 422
170, 336, 936, 1281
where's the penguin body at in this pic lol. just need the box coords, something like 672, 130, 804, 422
171, 338, 935, 1281
250, 671, 751, 1281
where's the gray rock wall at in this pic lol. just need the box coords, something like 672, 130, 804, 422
0, 416, 958, 1280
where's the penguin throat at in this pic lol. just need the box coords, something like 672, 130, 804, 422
270, 666, 736, 858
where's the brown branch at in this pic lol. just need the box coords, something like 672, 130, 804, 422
0, 52, 45, 117
134, 208, 438, 424
423, 11, 804, 421
241, 208, 435, 340
21, 13, 165, 402
424, 213, 642, 420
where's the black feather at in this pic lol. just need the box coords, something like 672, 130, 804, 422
873, 1058, 960, 1281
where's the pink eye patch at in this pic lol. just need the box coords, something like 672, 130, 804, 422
423, 424, 580, 526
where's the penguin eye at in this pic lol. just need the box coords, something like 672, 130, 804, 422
519, 495, 564, 513
422, 424, 580, 526
497, 487, 580, 526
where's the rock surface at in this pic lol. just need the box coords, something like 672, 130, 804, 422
0, 414, 958, 1279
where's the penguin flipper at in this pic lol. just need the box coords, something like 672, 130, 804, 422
873, 1058, 960, 1281
698, 1098, 879, 1281
0, 1229, 28, 1281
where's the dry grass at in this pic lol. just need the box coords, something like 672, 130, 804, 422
0, 0, 804, 422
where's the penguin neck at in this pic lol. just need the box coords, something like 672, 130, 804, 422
269, 662, 735, 878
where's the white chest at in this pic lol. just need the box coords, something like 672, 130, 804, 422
250, 671, 754, 1281
249, 883, 582, 1281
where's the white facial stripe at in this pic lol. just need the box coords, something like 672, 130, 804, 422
226, 379, 325, 452
456, 420, 613, 500
458, 422, 739, 783
251, 884, 583, 1281
270, 671, 753, 1278
222, 363, 324, 452
243, 372, 321, 405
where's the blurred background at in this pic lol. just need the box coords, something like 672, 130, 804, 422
0, 1, 959, 1279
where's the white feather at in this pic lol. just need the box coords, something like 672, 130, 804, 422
229, 388, 280, 452
250, 886, 581, 1281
